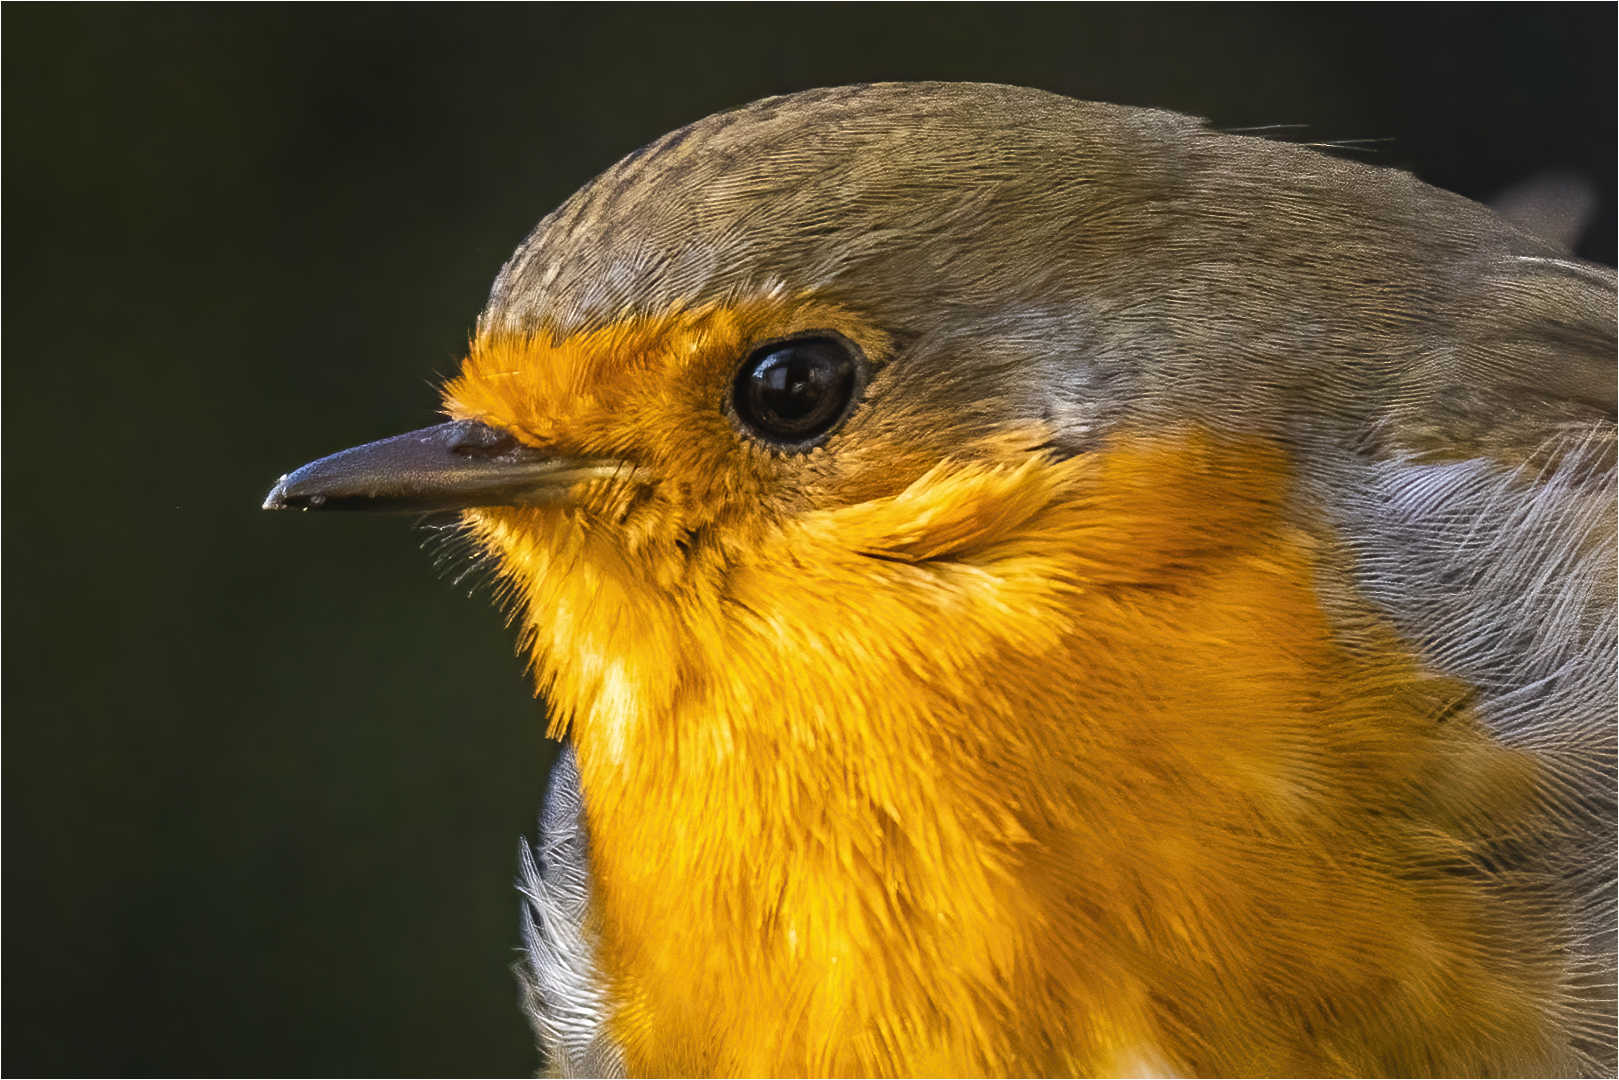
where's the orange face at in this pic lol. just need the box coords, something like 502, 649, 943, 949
449, 297, 940, 528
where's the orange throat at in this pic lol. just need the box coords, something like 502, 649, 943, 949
471, 434, 1560, 1077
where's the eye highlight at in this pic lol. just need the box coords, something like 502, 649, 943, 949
729, 334, 864, 449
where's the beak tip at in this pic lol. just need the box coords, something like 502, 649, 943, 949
263, 476, 291, 511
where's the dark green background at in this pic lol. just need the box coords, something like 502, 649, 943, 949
7, 6, 1613, 1076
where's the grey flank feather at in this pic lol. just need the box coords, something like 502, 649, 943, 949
517, 744, 626, 1079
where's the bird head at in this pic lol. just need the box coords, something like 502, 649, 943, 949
268, 83, 1594, 749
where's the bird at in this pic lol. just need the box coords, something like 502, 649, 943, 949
264, 83, 1616, 1077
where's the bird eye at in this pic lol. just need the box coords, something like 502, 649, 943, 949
730, 335, 863, 448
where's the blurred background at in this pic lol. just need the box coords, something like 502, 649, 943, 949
6, 6, 1613, 1075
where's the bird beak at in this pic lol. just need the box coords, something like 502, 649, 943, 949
262, 419, 625, 512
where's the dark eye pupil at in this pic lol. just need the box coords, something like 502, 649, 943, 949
756, 353, 831, 420
733, 337, 859, 445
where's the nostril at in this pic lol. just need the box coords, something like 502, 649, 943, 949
444, 420, 522, 458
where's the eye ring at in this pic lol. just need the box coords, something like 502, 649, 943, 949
726, 332, 867, 451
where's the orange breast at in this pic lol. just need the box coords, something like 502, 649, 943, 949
485, 433, 1563, 1076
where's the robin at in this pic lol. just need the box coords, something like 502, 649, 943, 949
264, 83, 1616, 1077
